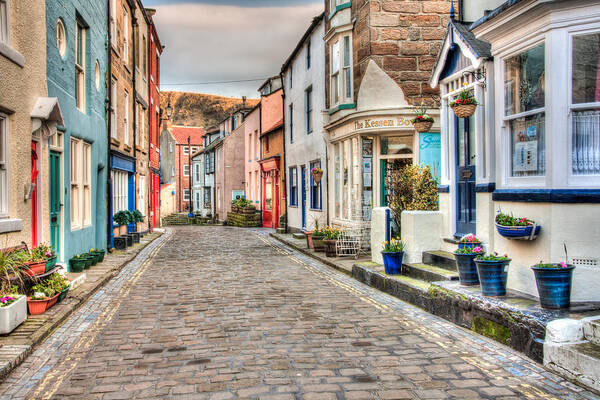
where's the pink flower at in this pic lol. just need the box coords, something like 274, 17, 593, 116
560, 262, 568, 268
473, 246, 483, 253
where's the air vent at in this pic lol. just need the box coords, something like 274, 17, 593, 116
572, 257, 599, 267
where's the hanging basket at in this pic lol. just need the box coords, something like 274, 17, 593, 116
312, 170, 323, 183
413, 121, 433, 133
451, 104, 477, 118
495, 222, 541, 241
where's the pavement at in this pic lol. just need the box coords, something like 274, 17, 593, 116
0, 226, 598, 399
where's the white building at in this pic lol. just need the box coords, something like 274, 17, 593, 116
191, 149, 204, 213
281, 13, 327, 232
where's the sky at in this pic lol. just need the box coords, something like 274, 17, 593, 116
147, 0, 323, 98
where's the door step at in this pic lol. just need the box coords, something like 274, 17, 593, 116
583, 317, 600, 347
422, 250, 457, 272
292, 233, 306, 240
404, 263, 458, 282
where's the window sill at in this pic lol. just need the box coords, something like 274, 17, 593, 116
328, 1, 352, 19
0, 42, 25, 68
289, 205, 298, 208
328, 103, 356, 115
309, 208, 323, 212
111, 137, 121, 146
0, 218, 23, 234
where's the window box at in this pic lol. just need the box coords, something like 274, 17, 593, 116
0, 295, 26, 334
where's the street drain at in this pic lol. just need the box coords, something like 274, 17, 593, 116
167, 346, 187, 352
351, 341, 373, 347
187, 358, 211, 365
353, 375, 376, 383
141, 348, 163, 354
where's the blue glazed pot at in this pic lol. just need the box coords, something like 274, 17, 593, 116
531, 265, 575, 309
457, 241, 481, 250
496, 224, 541, 240
382, 252, 404, 275
453, 253, 480, 286
474, 259, 511, 296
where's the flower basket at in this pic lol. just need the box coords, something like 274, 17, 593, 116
413, 121, 433, 133
27, 293, 59, 315
69, 258, 86, 273
22, 261, 47, 277
453, 253, 480, 286
495, 222, 540, 240
312, 170, 323, 183
531, 265, 575, 309
0, 295, 27, 334
324, 239, 337, 258
474, 259, 511, 297
312, 235, 325, 252
57, 286, 70, 303
382, 252, 404, 275
45, 256, 57, 273
451, 104, 477, 118
457, 241, 481, 250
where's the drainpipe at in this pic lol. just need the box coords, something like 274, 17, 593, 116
106, 0, 113, 251
178, 144, 182, 212
279, 74, 288, 233
188, 136, 192, 214
131, 7, 138, 216
258, 102, 262, 221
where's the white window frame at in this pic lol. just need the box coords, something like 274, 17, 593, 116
56, 19, 66, 59
140, 108, 145, 149
138, 175, 146, 216
329, 33, 353, 107
183, 188, 190, 202
111, 78, 117, 139
70, 139, 91, 230
124, 90, 130, 145
183, 164, 190, 177
112, 170, 128, 215
75, 20, 86, 113
0, 0, 9, 46
123, 6, 129, 64
0, 114, 8, 217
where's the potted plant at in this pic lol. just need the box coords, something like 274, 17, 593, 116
32, 243, 56, 272
311, 167, 323, 184
21, 250, 47, 277
27, 282, 59, 315
87, 250, 99, 266
69, 254, 86, 273
82, 253, 94, 269
114, 211, 131, 236
0, 252, 27, 334
381, 238, 406, 275
474, 252, 511, 297
46, 273, 71, 303
312, 227, 326, 252
324, 227, 342, 258
133, 210, 145, 232
531, 261, 575, 309
450, 83, 478, 118
454, 245, 484, 286
92, 248, 106, 263
495, 212, 541, 240
411, 103, 434, 133
458, 233, 482, 250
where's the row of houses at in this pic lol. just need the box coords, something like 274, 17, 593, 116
0, 0, 162, 264
185, 0, 600, 305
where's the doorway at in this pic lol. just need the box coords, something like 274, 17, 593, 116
31, 142, 40, 247
455, 115, 476, 236
263, 174, 273, 228
50, 151, 61, 255
380, 159, 412, 207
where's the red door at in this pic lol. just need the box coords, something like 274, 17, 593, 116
152, 174, 160, 229
262, 173, 273, 228
31, 142, 39, 247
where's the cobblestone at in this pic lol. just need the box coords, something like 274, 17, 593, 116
0, 226, 598, 399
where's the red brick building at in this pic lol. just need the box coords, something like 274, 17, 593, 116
171, 126, 205, 212
147, 8, 162, 230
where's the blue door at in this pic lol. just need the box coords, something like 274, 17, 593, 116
301, 165, 307, 230
455, 115, 476, 236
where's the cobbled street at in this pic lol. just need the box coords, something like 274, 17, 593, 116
0, 226, 598, 400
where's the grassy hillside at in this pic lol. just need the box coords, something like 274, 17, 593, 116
160, 91, 259, 130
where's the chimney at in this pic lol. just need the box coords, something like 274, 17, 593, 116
162, 116, 173, 131
242, 96, 247, 108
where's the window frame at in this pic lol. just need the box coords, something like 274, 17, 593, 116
70, 138, 92, 230
110, 0, 117, 47
183, 164, 190, 177
329, 34, 353, 107
123, 6, 129, 64
57, 19, 66, 59
0, 0, 9, 46
289, 103, 294, 143
111, 78, 117, 139
305, 86, 313, 134
0, 114, 8, 217
124, 90, 130, 145
289, 167, 298, 207
306, 39, 311, 69
75, 20, 86, 113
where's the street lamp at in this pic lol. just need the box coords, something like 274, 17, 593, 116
166, 102, 173, 119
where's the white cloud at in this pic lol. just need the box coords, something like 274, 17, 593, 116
154, 2, 323, 97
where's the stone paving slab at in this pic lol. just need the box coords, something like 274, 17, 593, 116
0, 231, 162, 382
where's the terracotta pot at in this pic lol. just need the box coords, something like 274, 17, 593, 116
305, 231, 314, 249
452, 104, 477, 118
413, 121, 433, 133
27, 293, 59, 315
113, 226, 120, 238
312, 170, 323, 183
137, 222, 145, 232
119, 225, 128, 236
22, 261, 47, 277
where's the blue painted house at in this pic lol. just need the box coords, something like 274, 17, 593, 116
46, 0, 108, 263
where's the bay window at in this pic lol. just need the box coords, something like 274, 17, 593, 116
330, 34, 353, 107
571, 32, 600, 176
504, 43, 546, 177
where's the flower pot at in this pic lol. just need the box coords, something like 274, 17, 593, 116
413, 121, 433, 133
305, 231, 314, 249
93, 250, 105, 263
312, 236, 325, 252
475, 259, 511, 297
113, 226, 120, 238
119, 225, 128, 236
457, 241, 481, 250
324, 239, 337, 258
0, 295, 27, 334
382, 252, 404, 275
453, 253, 480, 286
27, 293, 59, 315
83, 256, 94, 269
452, 104, 477, 118
22, 261, 47, 277
45, 256, 57, 273
495, 223, 541, 240
137, 222, 145, 232
69, 258, 86, 273
531, 265, 575, 309
57, 286, 70, 303
312, 171, 323, 183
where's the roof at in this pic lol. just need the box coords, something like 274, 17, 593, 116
258, 76, 281, 93
260, 119, 283, 138
453, 21, 491, 58
281, 13, 325, 73
31, 97, 64, 125
170, 125, 205, 144
470, 0, 529, 30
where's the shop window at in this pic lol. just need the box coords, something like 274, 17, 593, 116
289, 167, 298, 206
310, 161, 322, 210
380, 136, 413, 156
504, 44, 546, 177
572, 32, 600, 175
334, 143, 341, 218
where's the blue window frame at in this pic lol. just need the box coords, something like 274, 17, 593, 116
310, 160, 322, 210
305, 86, 313, 134
289, 167, 298, 206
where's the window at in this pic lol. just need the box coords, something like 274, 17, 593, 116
138, 175, 146, 215
265, 136, 269, 153
142, 36, 147, 77
140, 108, 145, 148
123, 6, 129, 64
112, 170, 128, 214
195, 164, 201, 182
289, 67, 293, 89
330, 35, 353, 106
169, 142, 173, 153
306, 40, 311, 69
504, 43, 545, 177
135, 105, 140, 146
124, 90, 129, 145
204, 187, 211, 207
343, 36, 352, 100
171, 166, 175, 177
0, 114, 8, 216
0, 0, 8, 45
183, 146, 189, 155
75, 20, 86, 112
111, 78, 117, 138
289, 104, 294, 143
195, 191, 200, 211
110, 0, 116, 46
310, 160, 322, 210
571, 32, 600, 176
289, 167, 298, 206
255, 130, 259, 159
57, 19, 66, 58
71, 139, 91, 229
183, 164, 190, 176
183, 189, 190, 202
305, 87, 313, 134
331, 40, 340, 105
94, 61, 100, 90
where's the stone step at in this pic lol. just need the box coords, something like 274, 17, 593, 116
404, 263, 459, 282
292, 233, 306, 240
546, 341, 600, 392
422, 250, 457, 272
583, 316, 600, 346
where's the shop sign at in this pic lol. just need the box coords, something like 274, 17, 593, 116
354, 117, 413, 132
